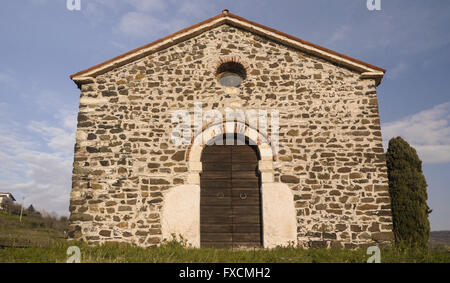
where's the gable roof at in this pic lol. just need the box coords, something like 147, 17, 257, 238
70, 10, 386, 86
0, 192, 16, 201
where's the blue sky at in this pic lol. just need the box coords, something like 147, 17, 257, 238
0, 0, 449, 230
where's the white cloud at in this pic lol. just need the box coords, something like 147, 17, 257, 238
32, 89, 67, 111
176, 0, 214, 18
84, 0, 122, 11
0, 103, 7, 117
317, 3, 450, 60
0, 71, 14, 85
110, 40, 129, 51
28, 122, 75, 155
382, 102, 450, 163
0, 110, 76, 216
87, 0, 213, 38
28, 0, 49, 5
83, 2, 106, 24
386, 62, 407, 80
116, 12, 161, 38
327, 25, 350, 44
27, 110, 77, 155
116, 11, 187, 38
361, 3, 450, 54
0, 129, 34, 185
124, 0, 166, 12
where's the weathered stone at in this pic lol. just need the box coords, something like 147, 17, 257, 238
335, 224, 347, 232
315, 204, 327, 210
135, 230, 149, 236
102, 90, 117, 97
70, 213, 93, 222
350, 173, 362, 179
117, 222, 128, 228
91, 184, 103, 190
171, 151, 185, 161
99, 230, 111, 237
86, 147, 99, 153
87, 133, 97, 140
135, 73, 146, 80
150, 178, 170, 185
149, 198, 163, 204
357, 204, 378, 210
281, 175, 300, 184
323, 232, 337, 240
372, 232, 394, 242
118, 206, 132, 211
310, 241, 327, 248
337, 167, 351, 173
147, 237, 161, 245
350, 225, 362, 232
105, 201, 117, 207
368, 223, 380, 232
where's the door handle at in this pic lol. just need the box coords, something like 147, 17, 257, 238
240, 192, 247, 200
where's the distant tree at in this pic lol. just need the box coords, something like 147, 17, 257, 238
27, 205, 36, 215
386, 137, 432, 248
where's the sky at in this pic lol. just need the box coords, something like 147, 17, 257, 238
0, 0, 449, 230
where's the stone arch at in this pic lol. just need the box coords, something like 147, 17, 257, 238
186, 120, 276, 186
214, 56, 250, 77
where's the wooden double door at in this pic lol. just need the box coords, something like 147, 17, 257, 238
200, 136, 262, 249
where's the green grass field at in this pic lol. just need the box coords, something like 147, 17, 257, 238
1, 240, 449, 263
1, 212, 449, 263
0, 211, 65, 248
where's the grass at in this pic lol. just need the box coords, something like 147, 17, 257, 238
0, 212, 449, 263
0, 211, 65, 248
0, 239, 449, 263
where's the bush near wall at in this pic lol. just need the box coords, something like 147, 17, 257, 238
386, 137, 431, 248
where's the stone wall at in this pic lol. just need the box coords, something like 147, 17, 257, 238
69, 24, 394, 248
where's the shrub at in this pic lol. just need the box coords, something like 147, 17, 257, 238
386, 137, 431, 248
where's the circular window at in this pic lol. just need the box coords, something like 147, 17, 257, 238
216, 61, 246, 87
218, 72, 243, 87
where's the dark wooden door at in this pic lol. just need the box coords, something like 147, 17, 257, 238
200, 136, 262, 249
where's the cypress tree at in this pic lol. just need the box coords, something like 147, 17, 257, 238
386, 137, 431, 248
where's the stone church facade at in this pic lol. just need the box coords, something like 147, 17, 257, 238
68, 11, 394, 249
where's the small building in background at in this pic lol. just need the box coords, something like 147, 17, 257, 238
0, 192, 16, 211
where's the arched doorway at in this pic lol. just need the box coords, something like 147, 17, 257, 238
200, 134, 262, 248
162, 120, 297, 248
